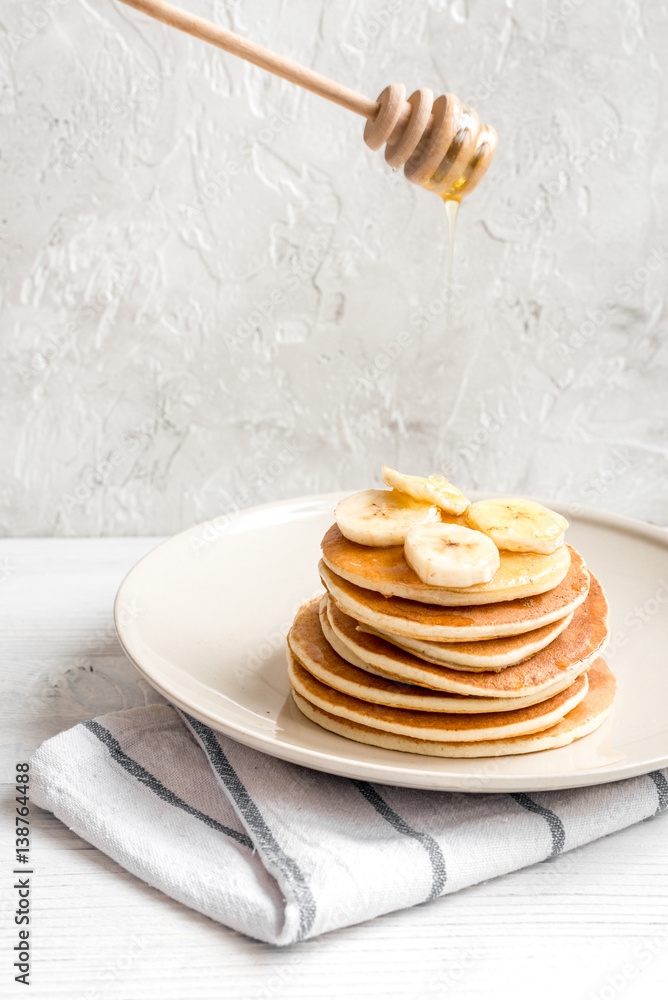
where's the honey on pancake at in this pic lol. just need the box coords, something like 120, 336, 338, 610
320, 526, 576, 609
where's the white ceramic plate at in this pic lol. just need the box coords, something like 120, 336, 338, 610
114, 492, 668, 792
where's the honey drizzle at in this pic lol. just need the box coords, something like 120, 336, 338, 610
433, 196, 460, 467
443, 197, 460, 306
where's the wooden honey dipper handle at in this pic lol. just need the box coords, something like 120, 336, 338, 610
118, 0, 381, 119
117, 0, 495, 199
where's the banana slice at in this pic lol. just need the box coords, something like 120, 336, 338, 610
465, 498, 568, 554
382, 466, 470, 514
404, 522, 500, 588
335, 489, 439, 547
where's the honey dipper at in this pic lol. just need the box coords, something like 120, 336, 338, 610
118, 0, 497, 202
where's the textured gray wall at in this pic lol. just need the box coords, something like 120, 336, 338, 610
2, 0, 667, 536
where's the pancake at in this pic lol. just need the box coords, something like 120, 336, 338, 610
358, 612, 574, 671
320, 550, 590, 642
288, 598, 580, 713
321, 524, 572, 606
292, 658, 615, 758
322, 576, 609, 698
288, 650, 589, 741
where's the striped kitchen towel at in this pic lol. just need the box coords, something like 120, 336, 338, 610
30, 704, 668, 946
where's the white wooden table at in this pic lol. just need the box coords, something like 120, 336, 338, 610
1, 538, 667, 1000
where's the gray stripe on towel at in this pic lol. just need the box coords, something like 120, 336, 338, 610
352, 780, 447, 902
82, 719, 253, 849
647, 771, 668, 814
182, 712, 317, 942
510, 792, 565, 856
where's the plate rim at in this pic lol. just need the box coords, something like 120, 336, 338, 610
114, 491, 668, 793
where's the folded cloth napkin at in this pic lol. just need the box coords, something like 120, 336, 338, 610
31, 704, 668, 946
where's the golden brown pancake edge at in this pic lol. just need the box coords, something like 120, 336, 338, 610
321, 523, 573, 606
287, 647, 589, 741
319, 550, 591, 641
319, 578, 608, 699
291, 659, 615, 758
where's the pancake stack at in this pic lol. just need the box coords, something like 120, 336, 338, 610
287, 469, 615, 757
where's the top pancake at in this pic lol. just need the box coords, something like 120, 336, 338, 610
320, 548, 590, 641
321, 524, 571, 606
